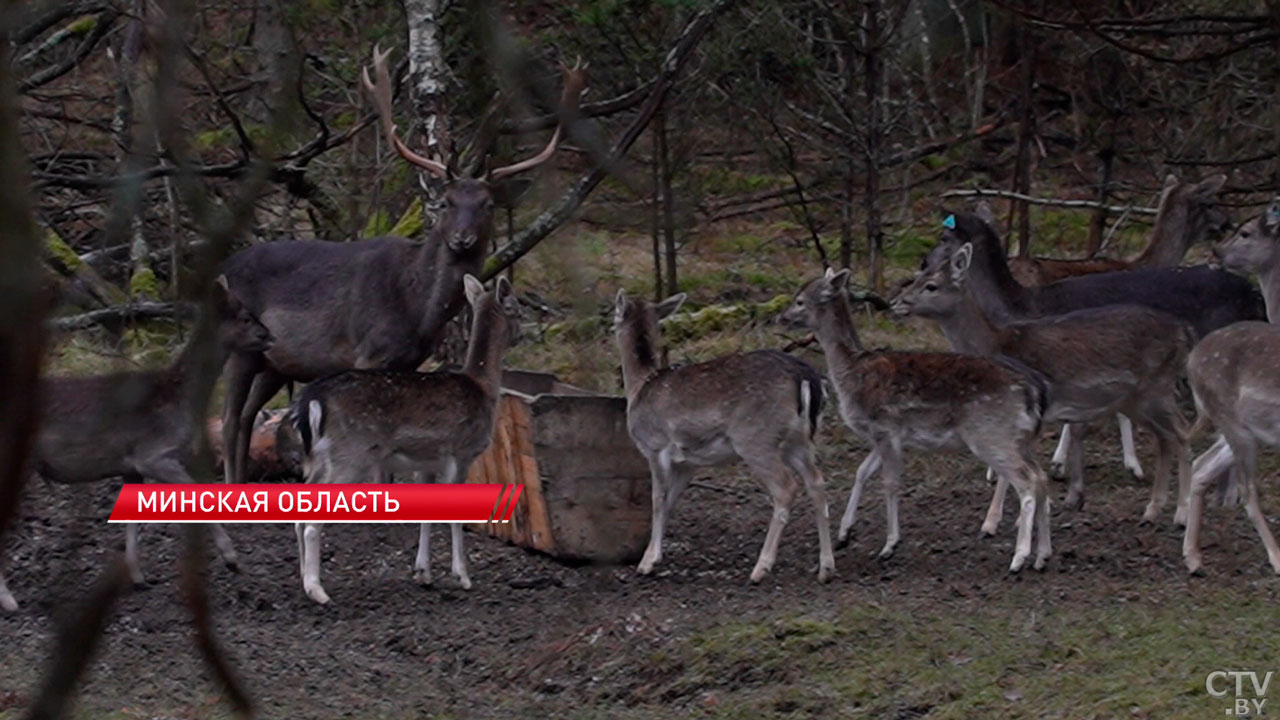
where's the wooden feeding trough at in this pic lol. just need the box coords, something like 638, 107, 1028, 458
464, 369, 652, 564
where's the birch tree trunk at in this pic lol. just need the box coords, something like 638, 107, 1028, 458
404, 0, 451, 201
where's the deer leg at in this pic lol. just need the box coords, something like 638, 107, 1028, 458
0, 571, 15, 612
1063, 422, 1087, 510
1183, 436, 1236, 574
295, 522, 306, 580
1141, 414, 1178, 523
124, 523, 145, 586
982, 472, 1010, 537
301, 521, 329, 604
785, 446, 835, 583
1049, 424, 1071, 480
838, 446, 881, 547
998, 465, 1036, 573
234, 369, 285, 487
1024, 448, 1053, 570
138, 456, 239, 569
741, 452, 798, 583
449, 523, 471, 590
1119, 414, 1145, 480
877, 440, 904, 560
638, 449, 675, 576
221, 353, 260, 484
1240, 461, 1280, 575
437, 458, 473, 590
414, 524, 432, 586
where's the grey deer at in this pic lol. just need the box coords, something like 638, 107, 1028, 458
893, 242, 1194, 529
292, 275, 520, 604
780, 268, 1053, 572
0, 279, 272, 612
613, 291, 835, 583
1182, 199, 1280, 574
1001, 174, 1227, 480
934, 212, 1262, 495
219, 46, 585, 485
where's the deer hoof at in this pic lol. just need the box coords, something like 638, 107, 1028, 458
455, 575, 473, 591
0, 594, 17, 613
817, 564, 836, 584
980, 522, 998, 538
305, 584, 331, 605
413, 569, 433, 587
835, 533, 851, 550
1185, 557, 1205, 577
749, 566, 769, 584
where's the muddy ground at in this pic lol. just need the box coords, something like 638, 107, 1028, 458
1, 422, 1278, 719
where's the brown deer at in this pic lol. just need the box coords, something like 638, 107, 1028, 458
0, 279, 272, 612
613, 291, 834, 583
219, 46, 585, 486
780, 268, 1053, 572
291, 275, 520, 605
893, 242, 1194, 528
1007, 174, 1229, 286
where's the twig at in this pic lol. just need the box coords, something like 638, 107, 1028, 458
940, 188, 1158, 215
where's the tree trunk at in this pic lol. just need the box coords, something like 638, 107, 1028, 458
840, 157, 854, 269
656, 110, 678, 297
1009, 8, 1037, 258
863, 0, 884, 292
650, 117, 663, 301
1086, 119, 1117, 257
403, 0, 450, 200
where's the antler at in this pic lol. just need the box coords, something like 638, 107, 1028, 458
489, 58, 589, 181
360, 44, 449, 178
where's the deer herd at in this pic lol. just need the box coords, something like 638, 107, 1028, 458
4, 48, 1280, 613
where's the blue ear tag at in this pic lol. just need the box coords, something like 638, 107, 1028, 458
943, 214, 956, 229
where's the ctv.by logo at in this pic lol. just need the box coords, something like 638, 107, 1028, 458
1207, 671, 1273, 716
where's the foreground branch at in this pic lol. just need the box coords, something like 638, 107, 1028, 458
50, 301, 194, 331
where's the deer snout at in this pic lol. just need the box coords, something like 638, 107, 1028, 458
448, 232, 478, 252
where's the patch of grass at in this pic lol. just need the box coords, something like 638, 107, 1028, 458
625, 588, 1278, 719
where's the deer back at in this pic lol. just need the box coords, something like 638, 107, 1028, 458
932, 212, 1265, 336
1189, 321, 1280, 447
625, 350, 825, 461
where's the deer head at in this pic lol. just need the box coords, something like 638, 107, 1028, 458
213, 275, 272, 354
362, 45, 587, 255
891, 243, 973, 318
1213, 197, 1280, 274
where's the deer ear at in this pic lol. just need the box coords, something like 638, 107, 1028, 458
1195, 173, 1227, 199
495, 275, 513, 302
951, 243, 973, 282
1163, 174, 1180, 192
1263, 198, 1280, 234
655, 292, 686, 319
828, 268, 851, 292
974, 201, 997, 228
463, 274, 485, 308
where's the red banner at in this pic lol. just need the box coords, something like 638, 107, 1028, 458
107, 483, 523, 524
